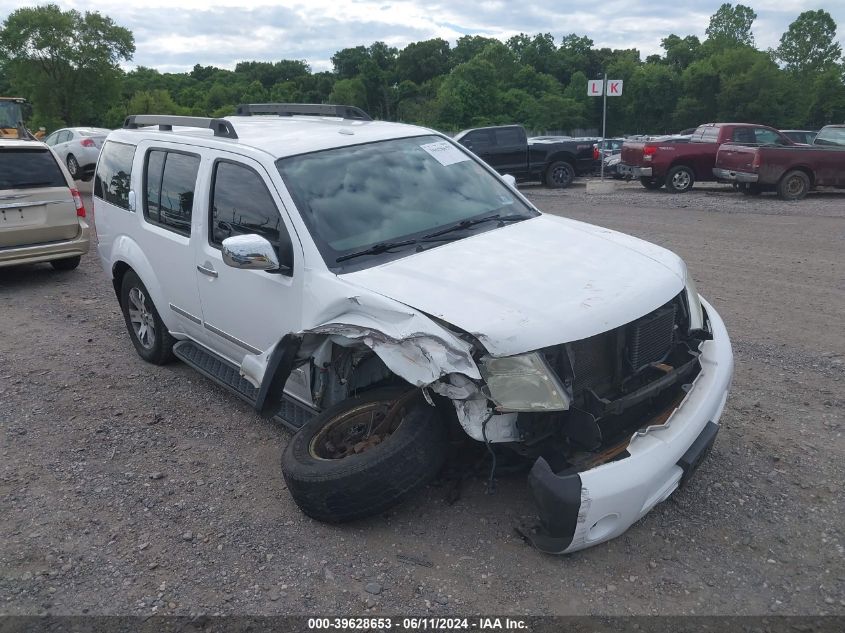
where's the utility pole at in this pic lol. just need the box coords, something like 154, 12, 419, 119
601, 73, 607, 181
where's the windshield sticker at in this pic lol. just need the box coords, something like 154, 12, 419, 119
420, 141, 470, 167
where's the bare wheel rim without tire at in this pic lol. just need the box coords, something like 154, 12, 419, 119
67, 156, 79, 178
784, 174, 806, 197
127, 287, 157, 350
308, 392, 417, 460
671, 169, 691, 190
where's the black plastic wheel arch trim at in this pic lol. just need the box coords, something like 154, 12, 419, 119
525, 457, 582, 554
255, 333, 302, 418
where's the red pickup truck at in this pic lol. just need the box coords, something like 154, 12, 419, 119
619, 123, 795, 193
713, 124, 845, 200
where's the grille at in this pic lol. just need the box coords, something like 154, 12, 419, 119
568, 330, 616, 394
626, 304, 676, 372
544, 295, 682, 400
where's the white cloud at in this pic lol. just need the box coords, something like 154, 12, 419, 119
0, 0, 842, 72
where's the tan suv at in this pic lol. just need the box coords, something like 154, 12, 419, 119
0, 139, 90, 270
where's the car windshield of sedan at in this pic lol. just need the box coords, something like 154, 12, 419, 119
815, 127, 845, 147
276, 134, 537, 270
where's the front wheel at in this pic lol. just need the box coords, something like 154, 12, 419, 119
639, 177, 663, 190
66, 155, 80, 180
777, 170, 810, 201
119, 270, 175, 364
281, 388, 448, 523
545, 161, 575, 189
665, 165, 695, 193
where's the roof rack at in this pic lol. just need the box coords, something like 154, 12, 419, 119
123, 115, 238, 139
234, 103, 372, 121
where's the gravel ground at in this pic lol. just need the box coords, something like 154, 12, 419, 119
1, 180, 843, 617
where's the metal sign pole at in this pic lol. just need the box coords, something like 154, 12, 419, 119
600, 73, 607, 181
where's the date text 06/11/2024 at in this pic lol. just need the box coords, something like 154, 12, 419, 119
306, 617, 529, 630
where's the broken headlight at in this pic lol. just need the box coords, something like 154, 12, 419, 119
480, 352, 571, 412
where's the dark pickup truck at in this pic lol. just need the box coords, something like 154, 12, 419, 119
454, 125, 596, 188
619, 123, 795, 193
713, 124, 845, 200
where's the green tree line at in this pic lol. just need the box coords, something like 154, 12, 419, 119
1, 2, 843, 135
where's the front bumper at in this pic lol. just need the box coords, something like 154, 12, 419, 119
713, 168, 758, 183
0, 220, 90, 268
526, 297, 733, 553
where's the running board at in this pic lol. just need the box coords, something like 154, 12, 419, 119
172, 340, 316, 431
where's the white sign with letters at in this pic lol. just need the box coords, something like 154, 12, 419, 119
607, 79, 624, 96
587, 79, 603, 96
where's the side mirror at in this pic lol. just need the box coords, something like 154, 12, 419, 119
502, 174, 517, 188
222, 234, 281, 272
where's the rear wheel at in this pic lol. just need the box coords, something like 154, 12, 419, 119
777, 170, 810, 201
281, 388, 448, 523
66, 155, 80, 180
50, 256, 81, 271
545, 161, 575, 189
665, 165, 695, 193
119, 270, 175, 364
639, 177, 662, 190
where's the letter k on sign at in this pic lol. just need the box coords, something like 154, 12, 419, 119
608, 80, 624, 96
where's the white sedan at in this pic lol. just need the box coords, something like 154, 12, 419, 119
42, 127, 110, 181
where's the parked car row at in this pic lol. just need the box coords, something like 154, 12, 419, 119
618, 122, 844, 199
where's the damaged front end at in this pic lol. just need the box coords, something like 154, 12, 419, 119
243, 288, 730, 554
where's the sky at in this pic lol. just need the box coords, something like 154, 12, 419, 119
1, 0, 844, 74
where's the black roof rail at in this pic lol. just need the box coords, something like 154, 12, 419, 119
234, 103, 372, 121
123, 115, 238, 139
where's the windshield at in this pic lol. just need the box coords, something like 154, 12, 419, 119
276, 134, 537, 270
815, 127, 845, 147
0, 102, 23, 128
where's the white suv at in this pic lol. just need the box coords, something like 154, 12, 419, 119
94, 104, 733, 553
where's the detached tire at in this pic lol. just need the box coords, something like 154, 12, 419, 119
665, 165, 695, 193
777, 170, 810, 201
545, 161, 575, 189
282, 388, 447, 523
639, 177, 662, 190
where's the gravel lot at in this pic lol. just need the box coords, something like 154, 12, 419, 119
1, 180, 843, 617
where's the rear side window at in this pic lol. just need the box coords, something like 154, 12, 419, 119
754, 129, 785, 145
494, 127, 524, 146
94, 141, 136, 210
692, 126, 719, 142
209, 161, 291, 255
461, 130, 493, 152
0, 148, 66, 190
731, 128, 755, 143
144, 150, 200, 235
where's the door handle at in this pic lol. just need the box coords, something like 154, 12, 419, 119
197, 264, 218, 278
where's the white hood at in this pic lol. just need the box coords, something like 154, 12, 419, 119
342, 214, 686, 356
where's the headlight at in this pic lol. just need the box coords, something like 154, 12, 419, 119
480, 352, 571, 412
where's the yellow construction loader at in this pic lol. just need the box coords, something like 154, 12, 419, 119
0, 97, 44, 139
